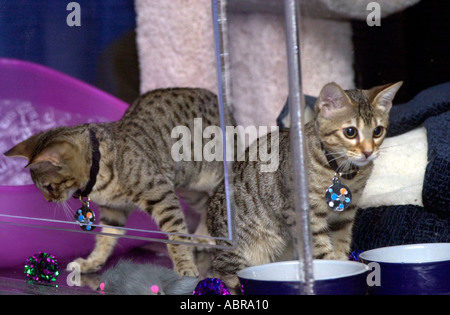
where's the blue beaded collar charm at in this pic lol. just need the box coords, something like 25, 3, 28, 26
74, 196, 96, 231
325, 173, 352, 212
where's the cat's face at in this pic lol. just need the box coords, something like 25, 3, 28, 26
4, 131, 89, 202
315, 81, 403, 169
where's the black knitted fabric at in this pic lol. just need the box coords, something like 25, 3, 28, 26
352, 205, 450, 252
422, 111, 450, 215
387, 82, 450, 137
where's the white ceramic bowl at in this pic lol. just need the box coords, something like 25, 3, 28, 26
359, 243, 450, 295
238, 260, 368, 295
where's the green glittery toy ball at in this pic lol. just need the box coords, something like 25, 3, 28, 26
24, 252, 59, 283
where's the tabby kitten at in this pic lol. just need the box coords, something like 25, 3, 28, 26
207, 81, 403, 288
5, 87, 231, 277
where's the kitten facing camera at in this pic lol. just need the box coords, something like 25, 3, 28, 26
207, 81, 403, 290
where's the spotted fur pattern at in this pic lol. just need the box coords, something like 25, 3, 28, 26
5, 88, 232, 277
207, 82, 402, 289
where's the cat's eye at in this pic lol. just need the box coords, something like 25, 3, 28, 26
373, 126, 384, 138
343, 127, 358, 139
44, 184, 54, 192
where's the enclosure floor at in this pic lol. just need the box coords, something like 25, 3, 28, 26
0, 243, 212, 295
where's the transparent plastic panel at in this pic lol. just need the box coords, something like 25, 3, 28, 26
0, 62, 235, 245
0, 2, 236, 281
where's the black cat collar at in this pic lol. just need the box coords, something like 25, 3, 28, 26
320, 142, 359, 180
74, 129, 101, 198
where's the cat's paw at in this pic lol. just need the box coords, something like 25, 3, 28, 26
177, 265, 200, 277
219, 274, 241, 295
71, 258, 103, 274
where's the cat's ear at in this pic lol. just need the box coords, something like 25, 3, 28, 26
370, 81, 403, 113
3, 133, 41, 161
316, 82, 352, 118
27, 143, 69, 168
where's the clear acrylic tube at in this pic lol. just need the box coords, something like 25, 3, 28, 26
283, 0, 315, 295
212, 0, 237, 248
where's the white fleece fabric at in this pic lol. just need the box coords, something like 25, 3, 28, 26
359, 127, 427, 208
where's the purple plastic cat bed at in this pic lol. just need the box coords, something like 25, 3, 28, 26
0, 59, 163, 268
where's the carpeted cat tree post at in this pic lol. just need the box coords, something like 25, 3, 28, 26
135, 0, 419, 137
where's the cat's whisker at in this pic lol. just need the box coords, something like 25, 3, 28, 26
323, 150, 359, 174
379, 142, 408, 150
325, 154, 346, 162
324, 155, 346, 165
338, 157, 357, 174
323, 151, 345, 158
57, 200, 74, 222
54, 201, 63, 219
378, 144, 408, 152
53, 202, 59, 219
379, 141, 412, 154
337, 159, 349, 173
321, 152, 347, 167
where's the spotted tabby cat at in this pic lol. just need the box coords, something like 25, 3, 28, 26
5, 87, 232, 277
207, 81, 402, 288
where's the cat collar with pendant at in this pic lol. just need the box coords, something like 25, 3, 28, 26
320, 143, 359, 180
74, 129, 101, 199
320, 143, 357, 212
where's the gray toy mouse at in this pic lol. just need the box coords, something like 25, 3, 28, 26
99, 260, 199, 295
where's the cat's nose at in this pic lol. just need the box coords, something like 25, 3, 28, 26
363, 151, 373, 158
